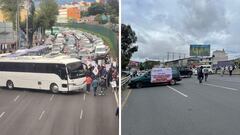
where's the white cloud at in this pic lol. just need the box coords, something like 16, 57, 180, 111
122, 0, 240, 60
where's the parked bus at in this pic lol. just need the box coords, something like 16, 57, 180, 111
0, 57, 87, 93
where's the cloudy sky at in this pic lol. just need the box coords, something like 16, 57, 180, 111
122, 0, 240, 61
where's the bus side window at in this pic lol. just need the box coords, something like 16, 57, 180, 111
58, 65, 67, 80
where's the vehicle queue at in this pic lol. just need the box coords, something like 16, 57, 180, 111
0, 27, 115, 94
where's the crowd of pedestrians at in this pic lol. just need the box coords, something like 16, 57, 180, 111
82, 57, 119, 96
197, 65, 237, 83
220, 65, 235, 76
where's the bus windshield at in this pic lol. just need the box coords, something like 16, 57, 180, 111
67, 62, 86, 79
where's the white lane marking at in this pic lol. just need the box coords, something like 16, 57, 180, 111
204, 83, 238, 91
83, 93, 86, 101
38, 111, 45, 120
80, 109, 83, 120
114, 91, 118, 105
49, 95, 54, 101
167, 86, 188, 97
0, 112, 5, 118
14, 95, 20, 102
122, 89, 132, 109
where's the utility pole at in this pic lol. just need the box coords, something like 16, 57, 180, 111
26, 0, 29, 48
16, 0, 18, 50
167, 52, 169, 61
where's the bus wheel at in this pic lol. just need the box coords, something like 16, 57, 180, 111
170, 80, 176, 85
6, 80, 14, 89
50, 83, 59, 94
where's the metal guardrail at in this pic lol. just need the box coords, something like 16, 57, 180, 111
121, 76, 131, 90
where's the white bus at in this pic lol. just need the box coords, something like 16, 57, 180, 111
0, 57, 87, 93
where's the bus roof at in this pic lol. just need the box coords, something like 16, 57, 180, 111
0, 56, 81, 65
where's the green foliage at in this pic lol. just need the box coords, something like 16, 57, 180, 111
36, 0, 58, 30
88, 3, 105, 16
143, 61, 160, 70
106, 0, 118, 16
110, 15, 118, 24
19, 0, 36, 47
81, 11, 89, 17
0, 0, 24, 28
0, 0, 58, 47
122, 24, 138, 69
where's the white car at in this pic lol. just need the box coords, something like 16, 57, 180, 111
94, 45, 110, 58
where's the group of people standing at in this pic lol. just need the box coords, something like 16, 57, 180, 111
197, 66, 209, 83
83, 60, 119, 96
220, 65, 235, 76
197, 65, 236, 83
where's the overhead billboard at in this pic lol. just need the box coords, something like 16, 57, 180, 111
190, 44, 210, 56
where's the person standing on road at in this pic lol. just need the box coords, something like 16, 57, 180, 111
203, 68, 209, 82
99, 76, 107, 95
197, 66, 204, 83
92, 77, 98, 96
83, 74, 93, 94
221, 66, 225, 77
229, 65, 233, 76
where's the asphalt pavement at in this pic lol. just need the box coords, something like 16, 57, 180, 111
0, 88, 118, 135
122, 75, 240, 135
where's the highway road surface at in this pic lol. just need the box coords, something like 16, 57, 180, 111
122, 75, 240, 135
0, 88, 118, 135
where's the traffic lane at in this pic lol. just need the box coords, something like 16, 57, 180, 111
0, 88, 26, 110
27, 92, 85, 135
0, 89, 54, 135
204, 75, 240, 83
205, 76, 240, 89
122, 85, 190, 135
164, 79, 240, 135
176, 78, 240, 104
0, 88, 117, 135
123, 79, 240, 135
80, 89, 118, 135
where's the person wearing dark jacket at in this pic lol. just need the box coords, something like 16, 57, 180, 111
197, 66, 204, 83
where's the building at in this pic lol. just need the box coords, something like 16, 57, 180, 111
96, 0, 105, 4
199, 56, 213, 65
0, 22, 16, 54
57, 2, 90, 23
212, 49, 228, 65
79, 1, 92, 11
79, 16, 96, 24
164, 57, 199, 68
67, 7, 81, 22
57, 8, 68, 23
0, 6, 27, 22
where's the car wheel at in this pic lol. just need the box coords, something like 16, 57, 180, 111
170, 80, 176, 85
6, 80, 14, 90
135, 82, 143, 88
50, 83, 59, 94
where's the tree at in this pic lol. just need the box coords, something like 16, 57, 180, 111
0, 0, 24, 28
143, 61, 160, 69
121, 24, 138, 69
36, 0, 58, 33
88, 3, 105, 16
20, 0, 36, 48
106, 0, 118, 16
